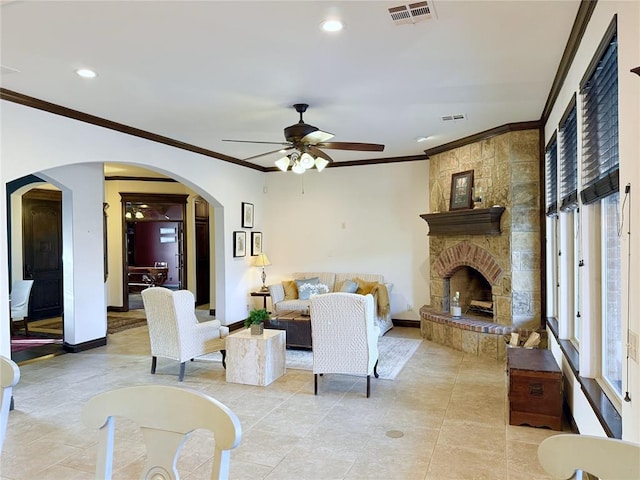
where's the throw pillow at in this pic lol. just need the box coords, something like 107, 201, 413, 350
295, 277, 319, 300
355, 278, 378, 295
340, 279, 359, 293
282, 280, 298, 300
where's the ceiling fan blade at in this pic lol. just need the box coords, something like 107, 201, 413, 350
308, 146, 334, 163
243, 147, 293, 161
222, 139, 291, 146
315, 142, 385, 152
301, 130, 334, 144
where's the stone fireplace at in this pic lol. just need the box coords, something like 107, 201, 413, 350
420, 128, 543, 359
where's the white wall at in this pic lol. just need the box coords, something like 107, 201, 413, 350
39, 164, 107, 344
263, 161, 430, 319
543, 1, 640, 441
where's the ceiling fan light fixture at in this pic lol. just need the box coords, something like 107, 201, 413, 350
134, 210, 144, 219
300, 152, 315, 169
315, 157, 329, 172
275, 156, 290, 171
292, 162, 305, 174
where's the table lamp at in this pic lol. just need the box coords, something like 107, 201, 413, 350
254, 253, 271, 292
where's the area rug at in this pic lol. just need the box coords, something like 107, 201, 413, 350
106, 314, 147, 334
27, 313, 147, 336
285, 336, 422, 380
10, 338, 63, 353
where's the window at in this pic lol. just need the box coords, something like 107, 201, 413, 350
545, 134, 559, 322
558, 97, 580, 344
559, 99, 578, 212
579, 19, 620, 402
601, 193, 621, 395
545, 134, 558, 216
580, 29, 618, 206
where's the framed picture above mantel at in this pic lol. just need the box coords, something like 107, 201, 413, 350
449, 170, 474, 211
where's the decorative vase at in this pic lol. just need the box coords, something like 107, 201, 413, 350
250, 323, 264, 335
451, 306, 462, 317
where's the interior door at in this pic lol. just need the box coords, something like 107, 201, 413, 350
22, 189, 63, 320
194, 197, 210, 306
195, 220, 210, 305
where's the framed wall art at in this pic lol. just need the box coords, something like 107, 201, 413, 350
233, 231, 246, 257
242, 202, 254, 228
251, 232, 263, 256
449, 170, 474, 211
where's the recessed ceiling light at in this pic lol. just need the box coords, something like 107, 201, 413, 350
75, 68, 97, 78
321, 19, 343, 32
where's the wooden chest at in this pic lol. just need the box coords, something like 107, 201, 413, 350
507, 348, 563, 430
265, 311, 312, 349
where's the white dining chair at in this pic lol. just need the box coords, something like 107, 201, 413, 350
82, 385, 242, 479
1, 356, 21, 451
537, 433, 640, 479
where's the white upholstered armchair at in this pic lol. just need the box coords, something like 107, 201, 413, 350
310, 292, 379, 398
141, 287, 228, 381
10, 279, 34, 336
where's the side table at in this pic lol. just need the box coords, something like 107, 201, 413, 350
250, 291, 270, 311
225, 329, 286, 386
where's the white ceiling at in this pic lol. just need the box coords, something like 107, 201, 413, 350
1, 1, 580, 171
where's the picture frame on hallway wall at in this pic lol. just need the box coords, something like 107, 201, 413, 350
449, 170, 474, 211
251, 232, 262, 256
233, 231, 246, 257
242, 202, 254, 228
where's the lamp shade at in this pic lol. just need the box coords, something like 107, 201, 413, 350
300, 152, 315, 169
315, 157, 329, 172
275, 156, 290, 171
253, 253, 271, 267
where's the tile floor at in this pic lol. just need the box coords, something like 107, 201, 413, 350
2, 322, 565, 479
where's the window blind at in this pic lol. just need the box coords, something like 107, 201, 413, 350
545, 134, 558, 216
580, 27, 618, 205
559, 100, 578, 211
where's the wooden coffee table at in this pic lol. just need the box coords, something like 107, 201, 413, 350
265, 311, 312, 349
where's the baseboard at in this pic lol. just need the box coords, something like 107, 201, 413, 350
107, 306, 127, 313
63, 337, 107, 352
228, 320, 245, 332
392, 318, 420, 328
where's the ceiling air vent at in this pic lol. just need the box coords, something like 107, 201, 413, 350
441, 114, 467, 122
388, 1, 435, 26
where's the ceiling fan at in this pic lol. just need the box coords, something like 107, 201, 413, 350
222, 103, 384, 173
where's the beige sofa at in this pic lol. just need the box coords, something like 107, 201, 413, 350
268, 272, 393, 336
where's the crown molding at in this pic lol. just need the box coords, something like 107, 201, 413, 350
0, 88, 263, 171
424, 121, 542, 157
541, 0, 598, 125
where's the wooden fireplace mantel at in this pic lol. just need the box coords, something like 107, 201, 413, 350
420, 206, 506, 236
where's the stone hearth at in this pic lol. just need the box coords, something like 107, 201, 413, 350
420, 307, 544, 360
